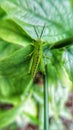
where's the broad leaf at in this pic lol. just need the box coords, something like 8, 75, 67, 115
0, 39, 20, 60
0, 45, 33, 77
0, 0, 73, 43
0, 103, 24, 129
63, 46, 73, 83
0, 19, 32, 47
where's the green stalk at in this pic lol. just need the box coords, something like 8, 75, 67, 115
38, 104, 44, 130
43, 65, 49, 130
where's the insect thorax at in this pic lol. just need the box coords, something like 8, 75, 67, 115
37, 38, 42, 43
34, 38, 42, 52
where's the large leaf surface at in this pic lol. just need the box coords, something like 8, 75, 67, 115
0, 19, 32, 47
0, 1, 73, 97
63, 46, 73, 83
0, 0, 73, 42
0, 75, 33, 105
0, 0, 73, 128
0, 39, 20, 60
0, 43, 33, 77
0, 103, 24, 129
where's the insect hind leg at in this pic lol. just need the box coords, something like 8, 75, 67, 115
28, 57, 33, 74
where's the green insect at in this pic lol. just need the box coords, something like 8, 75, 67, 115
29, 25, 46, 78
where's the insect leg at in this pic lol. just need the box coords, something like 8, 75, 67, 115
40, 56, 45, 75
42, 42, 48, 46
28, 56, 33, 74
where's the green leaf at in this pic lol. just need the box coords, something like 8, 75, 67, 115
0, 45, 33, 77
0, 19, 32, 47
0, 76, 13, 97
0, 103, 24, 129
0, 75, 33, 101
0, 96, 22, 106
0, 1, 73, 128
0, 7, 6, 18
0, 39, 20, 60
63, 46, 73, 82
70, 0, 73, 8
24, 112, 40, 125
0, 0, 73, 42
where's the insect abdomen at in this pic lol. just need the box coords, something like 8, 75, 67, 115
31, 43, 42, 78
32, 55, 40, 78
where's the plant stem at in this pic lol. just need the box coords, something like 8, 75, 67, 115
43, 65, 49, 130
38, 104, 44, 130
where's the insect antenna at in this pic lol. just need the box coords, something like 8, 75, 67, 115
33, 26, 39, 38
33, 24, 46, 39
40, 24, 46, 38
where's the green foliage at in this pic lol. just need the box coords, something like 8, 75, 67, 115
0, 0, 73, 129
0, 103, 24, 129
